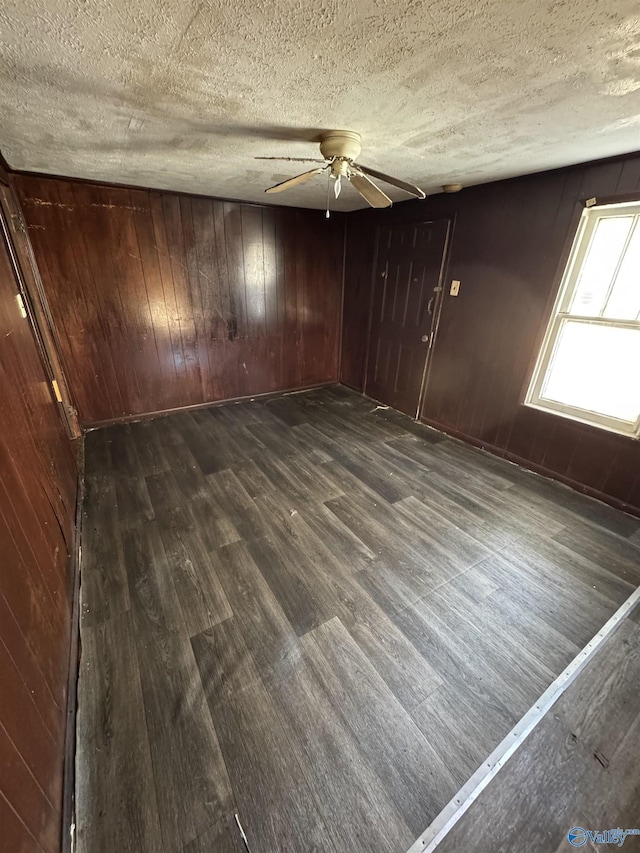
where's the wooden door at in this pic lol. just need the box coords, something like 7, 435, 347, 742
0, 184, 81, 437
365, 219, 451, 417
0, 202, 77, 853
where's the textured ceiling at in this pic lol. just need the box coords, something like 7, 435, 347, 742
1, 0, 640, 211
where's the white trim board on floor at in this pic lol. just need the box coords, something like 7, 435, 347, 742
406, 584, 640, 853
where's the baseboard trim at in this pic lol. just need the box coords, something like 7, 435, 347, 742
418, 416, 640, 520
83, 381, 339, 431
61, 472, 84, 853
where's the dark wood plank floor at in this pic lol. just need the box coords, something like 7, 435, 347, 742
436, 603, 640, 853
76, 385, 640, 853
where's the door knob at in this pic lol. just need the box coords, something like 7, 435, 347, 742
421, 334, 429, 343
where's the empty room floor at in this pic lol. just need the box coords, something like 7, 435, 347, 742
76, 385, 640, 853
435, 600, 640, 852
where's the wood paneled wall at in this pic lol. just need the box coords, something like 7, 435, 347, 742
0, 207, 76, 851
341, 217, 377, 395
342, 153, 640, 515
14, 176, 345, 427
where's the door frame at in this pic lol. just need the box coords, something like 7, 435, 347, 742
416, 215, 454, 419
363, 216, 454, 419
0, 183, 81, 438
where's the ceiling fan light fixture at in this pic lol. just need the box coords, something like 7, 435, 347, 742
262, 129, 426, 210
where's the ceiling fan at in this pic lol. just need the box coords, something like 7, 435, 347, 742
257, 130, 426, 215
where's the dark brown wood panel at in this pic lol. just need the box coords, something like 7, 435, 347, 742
0, 205, 77, 851
342, 151, 640, 515
341, 217, 374, 391
13, 175, 345, 427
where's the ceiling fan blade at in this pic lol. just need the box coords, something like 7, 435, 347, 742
265, 167, 327, 194
357, 164, 426, 199
349, 172, 393, 208
256, 156, 326, 163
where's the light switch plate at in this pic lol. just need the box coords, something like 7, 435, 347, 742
450, 279, 460, 296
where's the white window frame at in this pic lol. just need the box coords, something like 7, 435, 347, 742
525, 200, 640, 438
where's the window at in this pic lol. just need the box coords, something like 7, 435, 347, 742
526, 201, 640, 437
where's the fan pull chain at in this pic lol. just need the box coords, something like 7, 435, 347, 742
325, 168, 331, 219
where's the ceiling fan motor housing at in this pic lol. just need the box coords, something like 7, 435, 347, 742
320, 130, 362, 162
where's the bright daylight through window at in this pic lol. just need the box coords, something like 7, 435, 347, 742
526, 201, 640, 437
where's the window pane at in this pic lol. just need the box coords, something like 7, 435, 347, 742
603, 218, 640, 320
569, 216, 633, 316
541, 320, 640, 421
